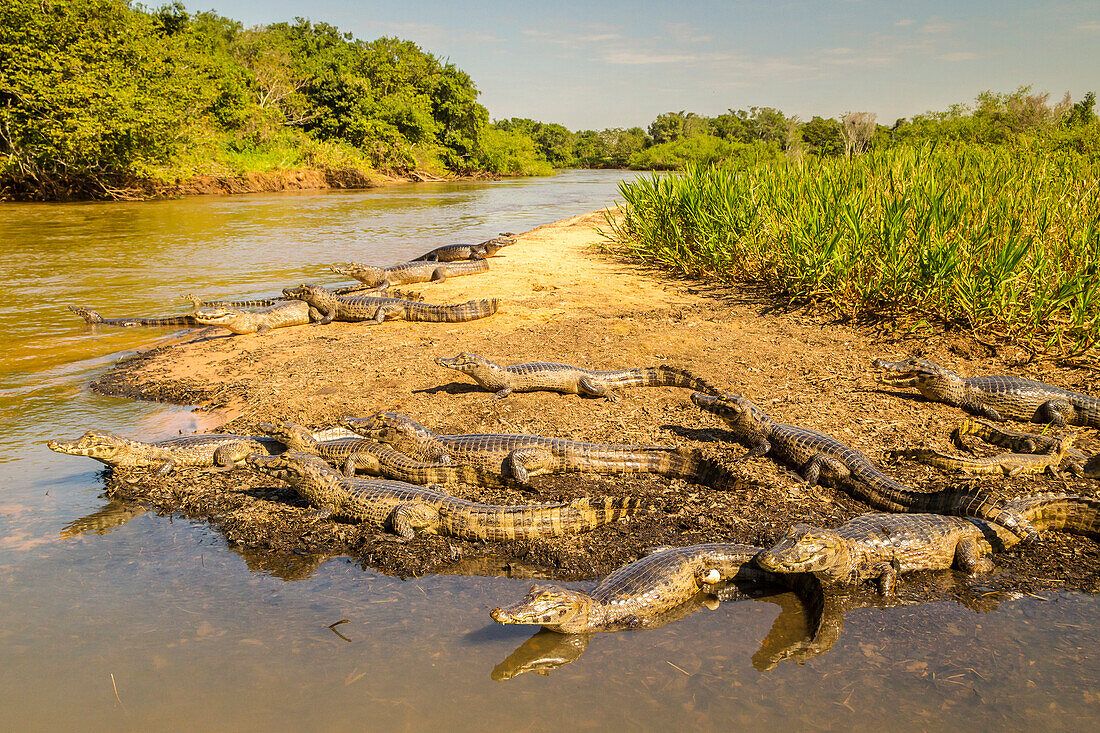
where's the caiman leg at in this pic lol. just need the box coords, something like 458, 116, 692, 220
505, 447, 556, 484
799, 454, 852, 487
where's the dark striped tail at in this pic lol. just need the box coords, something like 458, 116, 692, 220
602, 366, 723, 395
410, 298, 499, 322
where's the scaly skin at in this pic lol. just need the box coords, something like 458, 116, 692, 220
69, 305, 199, 328
282, 284, 498, 325
340, 412, 736, 487
873, 356, 1100, 427
900, 433, 1075, 476
412, 234, 516, 262
244, 452, 638, 540
490, 544, 770, 633
47, 429, 284, 475
190, 300, 316, 335
952, 417, 1090, 475
689, 392, 1036, 541
436, 352, 723, 401
182, 285, 422, 309
330, 259, 488, 289
757, 493, 1100, 594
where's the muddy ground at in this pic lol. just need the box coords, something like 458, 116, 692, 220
83, 211, 1100, 597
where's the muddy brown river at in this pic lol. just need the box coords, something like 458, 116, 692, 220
2, 171, 1097, 729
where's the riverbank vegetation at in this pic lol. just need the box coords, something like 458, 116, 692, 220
606, 144, 1100, 357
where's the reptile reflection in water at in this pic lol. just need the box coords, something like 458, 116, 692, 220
60, 499, 147, 538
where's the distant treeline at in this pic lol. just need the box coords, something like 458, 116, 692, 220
2, 0, 1098, 200
495, 87, 1099, 171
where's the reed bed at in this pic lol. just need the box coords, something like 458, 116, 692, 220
606, 145, 1100, 356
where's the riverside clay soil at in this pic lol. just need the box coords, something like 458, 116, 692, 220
83, 211, 1100, 598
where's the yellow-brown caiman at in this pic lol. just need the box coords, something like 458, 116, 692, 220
411, 234, 515, 262
190, 301, 317, 335
340, 411, 736, 487
756, 493, 1100, 594
898, 432, 1076, 476
951, 417, 1093, 476
490, 543, 774, 633
329, 259, 488, 290
873, 356, 1100, 427
244, 452, 638, 540
690, 392, 1036, 541
47, 429, 286, 475
283, 284, 498, 325
435, 352, 723, 401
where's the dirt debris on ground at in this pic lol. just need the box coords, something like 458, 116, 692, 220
80, 211, 1100, 596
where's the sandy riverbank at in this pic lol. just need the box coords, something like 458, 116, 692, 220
88, 211, 1100, 590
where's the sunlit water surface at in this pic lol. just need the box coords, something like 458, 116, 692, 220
1, 171, 1097, 730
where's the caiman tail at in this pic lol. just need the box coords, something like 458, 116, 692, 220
598, 366, 723, 396
406, 298, 499, 322
981, 493, 1100, 549
69, 305, 197, 327
439, 496, 639, 541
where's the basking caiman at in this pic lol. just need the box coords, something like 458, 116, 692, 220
873, 356, 1100, 427
282, 284, 498, 325
898, 433, 1075, 476
756, 492, 1100, 594
341, 411, 735, 487
436, 352, 723, 401
412, 234, 516, 262
690, 392, 1036, 540
244, 452, 638, 540
490, 543, 773, 633
952, 417, 1091, 476
69, 305, 199, 328
182, 285, 422, 310
190, 301, 316, 335
47, 429, 285, 475
330, 259, 488, 290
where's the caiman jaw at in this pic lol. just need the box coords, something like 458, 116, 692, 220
690, 392, 745, 423
490, 585, 581, 627
757, 525, 839, 573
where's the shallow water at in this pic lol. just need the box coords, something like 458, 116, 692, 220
2, 171, 1098, 730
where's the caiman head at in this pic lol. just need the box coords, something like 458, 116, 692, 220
191, 306, 247, 327
256, 421, 319, 452
872, 356, 960, 389
329, 263, 384, 287
482, 236, 516, 256
435, 352, 501, 376
47, 430, 131, 464
756, 524, 851, 580
490, 584, 594, 633
282, 284, 330, 304
690, 392, 770, 434
244, 451, 338, 485
68, 305, 103, 324
341, 412, 432, 441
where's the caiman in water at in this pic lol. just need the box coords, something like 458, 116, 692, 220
282, 284, 498, 325
436, 352, 723, 401
340, 411, 736, 487
330, 259, 488, 290
756, 492, 1100, 594
69, 305, 200, 328
47, 429, 286, 475
412, 234, 515, 262
690, 392, 1036, 540
490, 543, 774, 633
244, 452, 638, 540
873, 356, 1100, 427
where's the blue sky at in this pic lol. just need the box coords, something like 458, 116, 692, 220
181, 0, 1100, 130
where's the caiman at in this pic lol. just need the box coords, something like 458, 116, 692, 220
412, 234, 516, 262
952, 417, 1091, 476
244, 452, 638, 540
340, 411, 736, 487
689, 392, 1036, 540
436, 352, 723, 401
190, 301, 316, 335
69, 305, 200, 328
756, 492, 1100, 594
282, 284, 498, 325
47, 429, 286, 475
329, 259, 488, 290
182, 285, 422, 309
898, 433, 1076, 476
490, 543, 774, 633
873, 356, 1100, 427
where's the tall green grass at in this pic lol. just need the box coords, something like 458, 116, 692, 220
606, 145, 1100, 356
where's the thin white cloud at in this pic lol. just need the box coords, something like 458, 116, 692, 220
667, 22, 714, 44
1079, 21, 1100, 32
939, 51, 979, 61
920, 17, 954, 34
600, 51, 734, 65
895, 18, 916, 27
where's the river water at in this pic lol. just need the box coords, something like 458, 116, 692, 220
1, 170, 1097, 730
